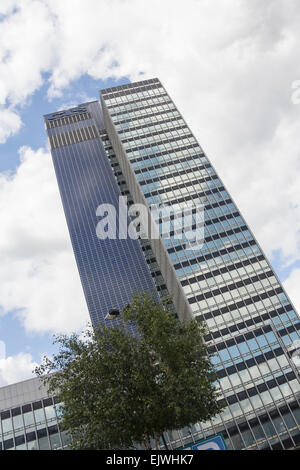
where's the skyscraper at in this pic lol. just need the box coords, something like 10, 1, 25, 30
44, 101, 157, 328
45, 78, 300, 450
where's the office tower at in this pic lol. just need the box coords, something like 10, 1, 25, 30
0, 377, 70, 450
45, 78, 300, 450
44, 102, 157, 328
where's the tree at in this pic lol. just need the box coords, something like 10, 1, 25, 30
35, 292, 223, 450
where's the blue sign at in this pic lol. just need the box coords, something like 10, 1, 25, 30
180, 434, 227, 451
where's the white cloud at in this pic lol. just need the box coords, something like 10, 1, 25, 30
0, 108, 22, 143
0, 352, 38, 386
0, 0, 57, 107
0, 146, 89, 334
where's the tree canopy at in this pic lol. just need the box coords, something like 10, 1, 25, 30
36, 292, 223, 449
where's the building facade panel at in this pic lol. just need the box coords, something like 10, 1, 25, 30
0, 378, 69, 451
99, 78, 300, 450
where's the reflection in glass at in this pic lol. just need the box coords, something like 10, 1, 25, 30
23, 411, 35, 427
38, 436, 50, 450
1, 418, 12, 433
34, 408, 45, 424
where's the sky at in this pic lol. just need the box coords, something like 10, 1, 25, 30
1, 0, 300, 386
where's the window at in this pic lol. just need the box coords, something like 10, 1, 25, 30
292, 408, 300, 425
279, 382, 292, 397
3, 438, 14, 450
15, 435, 25, 447
230, 402, 243, 418
23, 411, 34, 427
59, 430, 71, 448
241, 429, 255, 447
230, 374, 242, 387
219, 349, 230, 362
240, 398, 253, 414
249, 394, 263, 409
247, 338, 259, 351
1, 417, 12, 433
249, 365, 260, 380
282, 412, 296, 430
27, 440, 38, 450
44, 406, 56, 421
49, 433, 61, 450
238, 342, 250, 355
12, 414, 23, 431
271, 416, 287, 435
239, 369, 251, 383
265, 331, 277, 344
220, 407, 232, 422
262, 420, 276, 438
33, 408, 45, 424
211, 354, 220, 365
38, 436, 50, 450
270, 387, 283, 402
260, 391, 273, 406
228, 345, 240, 359
230, 432, 244, 449
258, 362, 270, 376
288, 379, 300, 393
251, 424, 265, 441
256, 335, 268, 348
220, 376, 231, 390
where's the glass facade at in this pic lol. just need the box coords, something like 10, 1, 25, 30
100, 130, 172, 303
36, 78, 300, 450
99, 78, 300, 450
43, 101, 157, 328
0, 378, 70, 450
